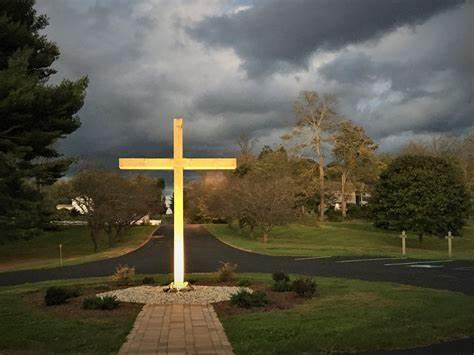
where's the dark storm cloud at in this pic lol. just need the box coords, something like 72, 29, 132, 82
32, 0, 471, 176
194, 87, 290, 115
36, 0, 181, 159
317, 3, 473, 140
189, 0, 463, 77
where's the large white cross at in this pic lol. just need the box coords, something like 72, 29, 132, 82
119, 118, 236, 289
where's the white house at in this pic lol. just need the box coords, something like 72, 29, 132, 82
56, 198, 88, 214
133, 214, 161, 226
334, 191, 370, 210
57, 198, 161, 226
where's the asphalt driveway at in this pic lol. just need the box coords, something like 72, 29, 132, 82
0, 224, 473, 295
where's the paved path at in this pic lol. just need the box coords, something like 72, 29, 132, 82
1, 224, 473, 295
119, 304, 233, 355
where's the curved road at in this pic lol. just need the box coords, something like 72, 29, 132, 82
1, 224, 473, 294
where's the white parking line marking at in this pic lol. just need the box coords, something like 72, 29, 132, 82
409, 264, 444, 269
337, 257, 405, 263
294, 256, 332, 261
385, 260, 453, 266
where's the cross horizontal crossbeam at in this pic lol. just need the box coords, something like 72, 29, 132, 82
119, 158, 236, 170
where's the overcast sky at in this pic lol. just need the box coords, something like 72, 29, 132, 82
36, 0, 472, 180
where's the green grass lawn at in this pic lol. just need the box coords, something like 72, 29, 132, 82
206, 220, 474, 260
0, 273, 472, 354
0, 277, 143, 354
0, 226, 156, 273
219, 274, 474, 354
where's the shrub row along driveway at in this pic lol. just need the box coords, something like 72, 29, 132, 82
0, 224, 473, 295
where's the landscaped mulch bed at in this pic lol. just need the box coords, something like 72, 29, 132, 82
22, 280, 308, 318
22, 285, 142, 319
214, 282, 306, 316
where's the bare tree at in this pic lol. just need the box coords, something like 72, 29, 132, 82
400, 135, 462, 158
230, 170, 297, 243
186, 145, 300, 241
57, 170, 163, 251
185, 171, 232, 223
283, 91, 340, 220
102, 174, 162, 246
235, 134, 257, 176
292, 158, 320, 215
68, 170, 109, 252
224, 147, 298, 242
332, 121, 378, 217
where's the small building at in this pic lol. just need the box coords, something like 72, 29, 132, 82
56, 198, 88, 214
133, 214, 161, 226
334, 191, 370, 210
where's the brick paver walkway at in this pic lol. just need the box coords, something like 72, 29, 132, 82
118, 304, 234, 354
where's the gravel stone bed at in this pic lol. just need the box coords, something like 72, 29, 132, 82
97, 285, 250, 304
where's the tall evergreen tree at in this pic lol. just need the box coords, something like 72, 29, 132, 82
0, 0, 88, 240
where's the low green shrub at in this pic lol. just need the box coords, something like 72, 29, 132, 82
45, 287, 69, 306
44, 287, 80, 306
82, 296, 119, 310
100, 296, 120, 310
238, 279, 251, 287
272, 271, 290, 283
271, 271, 291, 292
272, 280, 292, 292
142, 277, 155, 285
292, 278, 317, 298
325, 209, 343, 222
347, 204, 371, 220
82, 296, 102, 310
231, 289, 269, 308
217, 262, 238, 282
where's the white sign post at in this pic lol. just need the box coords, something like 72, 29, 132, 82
446, 231, 453, 258
401, 230, 407, 256
59, 243, 63, 267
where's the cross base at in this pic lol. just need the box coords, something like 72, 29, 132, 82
164, 281, 193, 293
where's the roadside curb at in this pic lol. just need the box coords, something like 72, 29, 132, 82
0, 225, 160, 274
132, 226, 160, 251
202, 225, 278, 256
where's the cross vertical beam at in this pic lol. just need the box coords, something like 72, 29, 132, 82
173, 119, 185, 288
